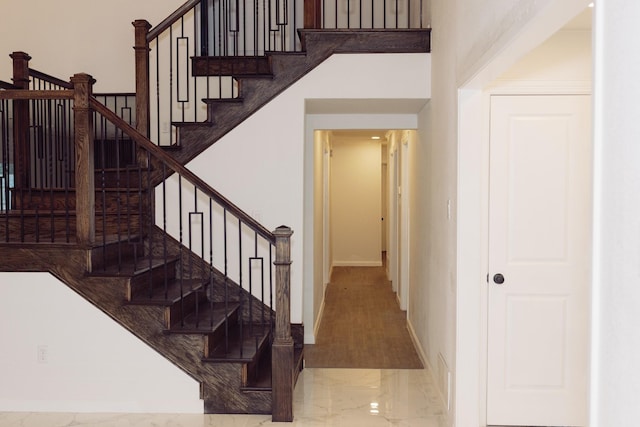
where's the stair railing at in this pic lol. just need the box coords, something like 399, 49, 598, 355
0, 53, 138, 243
1, 69, 296, 420
90, 85, 295, 422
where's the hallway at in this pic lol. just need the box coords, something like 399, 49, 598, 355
305, 265, 423, 369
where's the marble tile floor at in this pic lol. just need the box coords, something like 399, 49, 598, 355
0, 368, 447, 427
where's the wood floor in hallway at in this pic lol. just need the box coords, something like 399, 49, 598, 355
304, 265, 424, 369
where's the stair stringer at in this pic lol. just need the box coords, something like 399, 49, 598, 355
0, 244, 272, 414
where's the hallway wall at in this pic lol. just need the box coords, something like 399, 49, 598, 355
422, 0, 591, 425
591, 1, 640, 423
330, 137, 382, 267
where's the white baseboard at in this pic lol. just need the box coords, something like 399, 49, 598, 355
406, 318, 429, 370
407, 319, 451, 421
332, 260, 383, 267
304, 284, 328, 344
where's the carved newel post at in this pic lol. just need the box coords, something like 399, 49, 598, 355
133, 20, 151, 138
70, 73, 96, 247
272, 225, 294, 422
10, 52, 31, 192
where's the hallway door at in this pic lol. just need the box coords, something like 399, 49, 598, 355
487, 95, 591, 426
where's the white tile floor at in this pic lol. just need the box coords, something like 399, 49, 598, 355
0, 368, 447, 427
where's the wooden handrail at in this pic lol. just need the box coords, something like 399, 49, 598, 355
0, 81, 17, 89
147, 0, 201, 41
28, 68, 73, 89
0, 90, 74, 100
89, 97, 276, 244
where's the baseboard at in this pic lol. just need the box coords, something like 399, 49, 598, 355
332, 260, 383, 267
407, 319, 451, 421
304, 284, 328, 344
406, 318, 429, 369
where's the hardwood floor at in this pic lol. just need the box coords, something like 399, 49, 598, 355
304, 263, 423, 369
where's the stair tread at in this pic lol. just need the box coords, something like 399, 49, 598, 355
172, 121, 214, 127
167, 301, 240, 333
202, 97, 244, 104
91, 255, 179, 276
129, 277, 208, 305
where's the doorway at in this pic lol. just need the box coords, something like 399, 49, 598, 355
303, 104, 421, 346
305, 128, 420, 368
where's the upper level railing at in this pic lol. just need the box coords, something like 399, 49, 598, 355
134, 0, 424, 146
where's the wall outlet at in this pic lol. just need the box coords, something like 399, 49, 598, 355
37, 345, 48, 364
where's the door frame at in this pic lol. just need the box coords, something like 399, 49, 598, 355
457, 77, 592, 427
303, 113, 418, 344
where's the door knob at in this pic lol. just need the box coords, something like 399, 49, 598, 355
493, 273, 505, 284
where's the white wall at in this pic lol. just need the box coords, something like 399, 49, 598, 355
591, 1, 640, 424
0, 273, 202, 413
0, 0, 182, 92
330, 137, 382, 267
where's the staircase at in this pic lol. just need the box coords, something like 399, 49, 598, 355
0, 0, 430, 421
0, 69, 302, 419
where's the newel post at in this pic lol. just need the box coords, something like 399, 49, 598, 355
272, 225, 294, 422
70, 73, 96, 246
304, 0, 322, 28
133, 20, 151, 137
11, 52, 31, 191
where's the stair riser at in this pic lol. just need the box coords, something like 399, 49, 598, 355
127, 258, 179, 299
12, 191, 145, 211
192, 56, 271, 76
1, 215, 144, 240
166, 290, 211, 329
203, 308, 240, 358
1, 215, 75, 241
91, 240, 144, 271
68, 169, 149, 188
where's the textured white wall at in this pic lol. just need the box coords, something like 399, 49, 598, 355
0, 273, 202, 413
591, 1, 640, 424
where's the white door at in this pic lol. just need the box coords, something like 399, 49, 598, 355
487, 95, 591, 426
